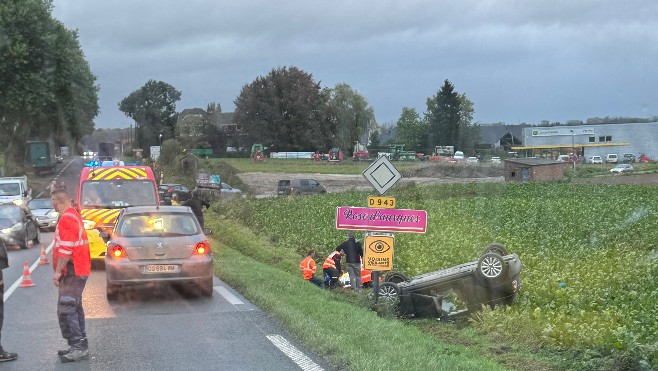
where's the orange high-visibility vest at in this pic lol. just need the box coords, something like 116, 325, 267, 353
322, 251, 341, 269
300, 256, 316, 280
53, 207, 91, 276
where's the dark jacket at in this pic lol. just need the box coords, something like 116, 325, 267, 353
0, 238, 8, 270
337, 237, 363, 264
182, 197, 210, 220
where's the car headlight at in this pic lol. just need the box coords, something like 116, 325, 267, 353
1, 228, 10, 234
49, 211, 59, 218
83, 219, 96, 230
12, 199, 23, 206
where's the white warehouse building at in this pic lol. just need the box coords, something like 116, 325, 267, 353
512, 122, 658, 160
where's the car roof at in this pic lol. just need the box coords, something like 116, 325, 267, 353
121, 206, 193, 215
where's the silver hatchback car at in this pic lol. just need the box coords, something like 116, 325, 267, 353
104, 206, 213, 300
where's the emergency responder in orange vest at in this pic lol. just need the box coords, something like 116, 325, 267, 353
322, 248, 344, 289
51, 189, 91, 363
299, 250, 323, 288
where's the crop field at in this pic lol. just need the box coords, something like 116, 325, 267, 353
221, 182, 658, 367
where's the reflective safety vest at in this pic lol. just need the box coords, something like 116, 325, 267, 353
53, 207, 91, 276
299, 256, 316, 280
322, 251, 341, 269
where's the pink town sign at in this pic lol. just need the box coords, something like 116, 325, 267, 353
335, 206, 427, 233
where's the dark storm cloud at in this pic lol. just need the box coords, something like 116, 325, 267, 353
53, 0, 658, 128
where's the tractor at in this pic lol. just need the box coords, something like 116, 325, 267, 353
251, 143, 265, 162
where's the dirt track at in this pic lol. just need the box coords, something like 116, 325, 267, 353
237, 164, 506, 195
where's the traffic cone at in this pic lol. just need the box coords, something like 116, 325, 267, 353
38, 244, 49, 265
19, 261, 35, 287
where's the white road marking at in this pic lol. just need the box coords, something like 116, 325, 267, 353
214, 285, 244, 305
267, 334, 324, 371
4, 241, 54, 302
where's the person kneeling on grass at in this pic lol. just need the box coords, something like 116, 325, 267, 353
300, 250, 324, 288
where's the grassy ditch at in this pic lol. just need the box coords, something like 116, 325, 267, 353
215, 182, 658, 370
209, 217, 527, 371
215, 158, 424, 175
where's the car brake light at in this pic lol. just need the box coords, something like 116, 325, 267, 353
168, 187, 173, 192
108, 243, 126, 259
194, 242, 209, 255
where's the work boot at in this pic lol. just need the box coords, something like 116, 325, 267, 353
58, 337, 88, 356
0, 349, 18, 362
59, 348, 89, 363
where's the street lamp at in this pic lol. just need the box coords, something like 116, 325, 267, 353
159, 133, 163, 146
569, 130, 576, 170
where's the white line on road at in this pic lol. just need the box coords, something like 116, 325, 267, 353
4, 241, 54, 302
214, 285, 244, 305
267, 334, 324, 371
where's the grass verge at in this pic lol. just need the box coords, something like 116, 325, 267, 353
209, 217, 567, 371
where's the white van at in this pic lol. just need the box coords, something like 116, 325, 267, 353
453, 151, 465, 161
606, 154, 618, 164
0, 176, 32, 206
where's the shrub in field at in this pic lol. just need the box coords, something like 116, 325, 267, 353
219, 182, 658, 368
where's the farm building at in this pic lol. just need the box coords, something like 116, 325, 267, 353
504, 158, 565, 182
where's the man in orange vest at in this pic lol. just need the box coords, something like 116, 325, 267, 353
322, 248, 344, 289
299, 250, 323, 288
51, 189, 91, 363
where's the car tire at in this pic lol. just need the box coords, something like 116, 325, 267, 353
477, 253, 509, 286
384, 271, 409, 284
106, 279, 120, 301
19, 231, 29, 249
377, 282, 401, 303
199, 277, 214, 297
482, 243, 509, 256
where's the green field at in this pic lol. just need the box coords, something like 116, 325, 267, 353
216, 182, 658, 369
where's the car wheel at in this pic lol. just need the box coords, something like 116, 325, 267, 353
199, 277, 214, 297
377, 282, 401, 302
477, 253, 509, 285
383, 271, 409, 284
481, 243, 509, 256
106, 279, 120, 301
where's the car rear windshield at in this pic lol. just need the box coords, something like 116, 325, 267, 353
278, 180, 290, 187
118, 213, 200, 237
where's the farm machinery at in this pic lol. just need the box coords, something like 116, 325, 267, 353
251, 143, 265, 162
352, 141, 369, 161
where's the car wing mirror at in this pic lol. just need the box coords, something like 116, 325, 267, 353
99, 231, 109, 239
203, 228, 212, 235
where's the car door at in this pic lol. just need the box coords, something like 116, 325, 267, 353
299, 179, 310, 194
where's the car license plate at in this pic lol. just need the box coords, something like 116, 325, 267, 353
145, 264, 179, 273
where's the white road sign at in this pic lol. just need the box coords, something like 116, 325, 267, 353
362, 155, 401, 195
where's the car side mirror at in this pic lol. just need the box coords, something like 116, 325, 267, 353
203, 228, 212, 235
99, 231, 109, 239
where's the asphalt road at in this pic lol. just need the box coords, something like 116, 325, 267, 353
1, 158, 331, 370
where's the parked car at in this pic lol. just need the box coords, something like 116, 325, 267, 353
220, 183, 242, 194
606, 154, 618, 163
622, 154, 636, 163
26, 198, 58, 231
466, 157, 479, 164
0, 204, 40, 249
453, 151, 465, 161
277, 179, 327, 195
158, 183, 192, 205
376, 243, 521, 319
589, 155, 603, 164
491, 157, 501, 164
103, 206, 214, 300
639, 154, 651, 163
610, 163, 634, 174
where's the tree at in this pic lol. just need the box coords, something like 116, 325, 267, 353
325, 83, 375, 151
119, 80, 181, 157
425, 80, 461, 148
369, 130, 381, 151
0, 0, 98, 175
395, 107, 426, 152
234, 66, 330, 151
175, 113, 225, 152
206, 101, 221, 113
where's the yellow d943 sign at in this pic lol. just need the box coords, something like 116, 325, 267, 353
367, 196, 396, 209
363, 235, 394, 271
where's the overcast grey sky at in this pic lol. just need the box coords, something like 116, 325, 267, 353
52, 0, 658, 129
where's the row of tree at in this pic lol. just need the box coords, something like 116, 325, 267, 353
0, 0, 99, 175
121, 67, 376, 156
